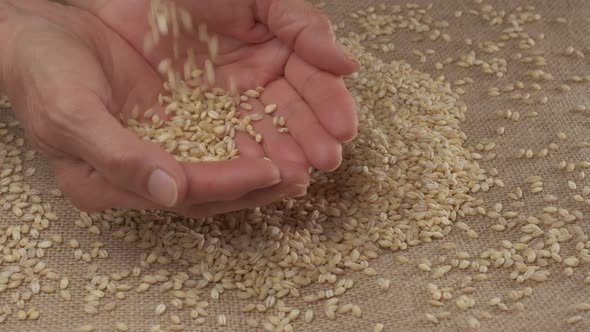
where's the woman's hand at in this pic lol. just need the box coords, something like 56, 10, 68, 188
0, 0, 283, 217
68, 0, 360, 215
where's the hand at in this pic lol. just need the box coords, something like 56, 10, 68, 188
68, 0, 360, 215
0, 0, 282, 217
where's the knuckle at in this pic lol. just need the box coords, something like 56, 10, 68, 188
56, 180, 102, 213
303, 4, 329, 27
45, 91, 103, 132
47, 96, 85, 128
33, 100, 73, 140
105, 151, 136, 171
28, 117, 56, 146
23, 95, 93, 157
104, 150, 147, 184
27, 116, 61, 156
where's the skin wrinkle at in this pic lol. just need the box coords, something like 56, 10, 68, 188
13, 35, 81, 160
284, 55, 356, 142
283, 98, 321, 139
15, 5, 116, 110
27, 97, 65, 159
276, 89, 305, 121
78, 15, 119, 112
267, 2, 303, 49
2, 1, 129, 115
226, 1, 247, 37
54, 159, 149, 212
252, 0, 264, 22
258, 41, 289, 79
248, 0, 264, 35
268, 0, 327, 52
298, 67, 323, 102
65, 0, 112, 13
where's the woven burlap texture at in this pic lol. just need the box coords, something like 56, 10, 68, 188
2, 0, 590, 331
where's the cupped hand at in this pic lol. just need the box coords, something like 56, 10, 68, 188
68, 0, 360, 216
0, 0, 282, 216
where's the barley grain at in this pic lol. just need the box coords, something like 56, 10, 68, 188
78, 325, 94, 332
565, 316, 583, 324
155, 303, 166, 316
115, 322, 129, 331
217, 314, 227, 326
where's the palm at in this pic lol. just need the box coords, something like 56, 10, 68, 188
82, 0, 357, 169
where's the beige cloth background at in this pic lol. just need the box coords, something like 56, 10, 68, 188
2, 0, 590, 331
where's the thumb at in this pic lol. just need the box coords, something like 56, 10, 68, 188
256, 0, 359, 75
56, 96, 188, 208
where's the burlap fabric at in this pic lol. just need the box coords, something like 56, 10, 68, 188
1, 0, 590, 331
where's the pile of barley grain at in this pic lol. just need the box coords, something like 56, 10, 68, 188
1, 1, 590, 331
126, 82, 268, 162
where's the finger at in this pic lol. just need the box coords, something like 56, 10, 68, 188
261, 78, 343, 172
52, 158, 158, 211
217, 100, 310, 200
182, 157, 281, 204
47, 93, 188, 208
285, 54, 358, 142
234, 132, 265, 158
255, 0, 359, 75
181, 167, 309, 218
241, 99, 308, 167
239, 99, 311, 191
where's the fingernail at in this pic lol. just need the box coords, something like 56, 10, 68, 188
264, 159, 282, 186
338, 42, 360, 69
268, 177, 282, 187
351, 59, 361, 71
148, 169, 178, 207
289, 184, 309, 198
